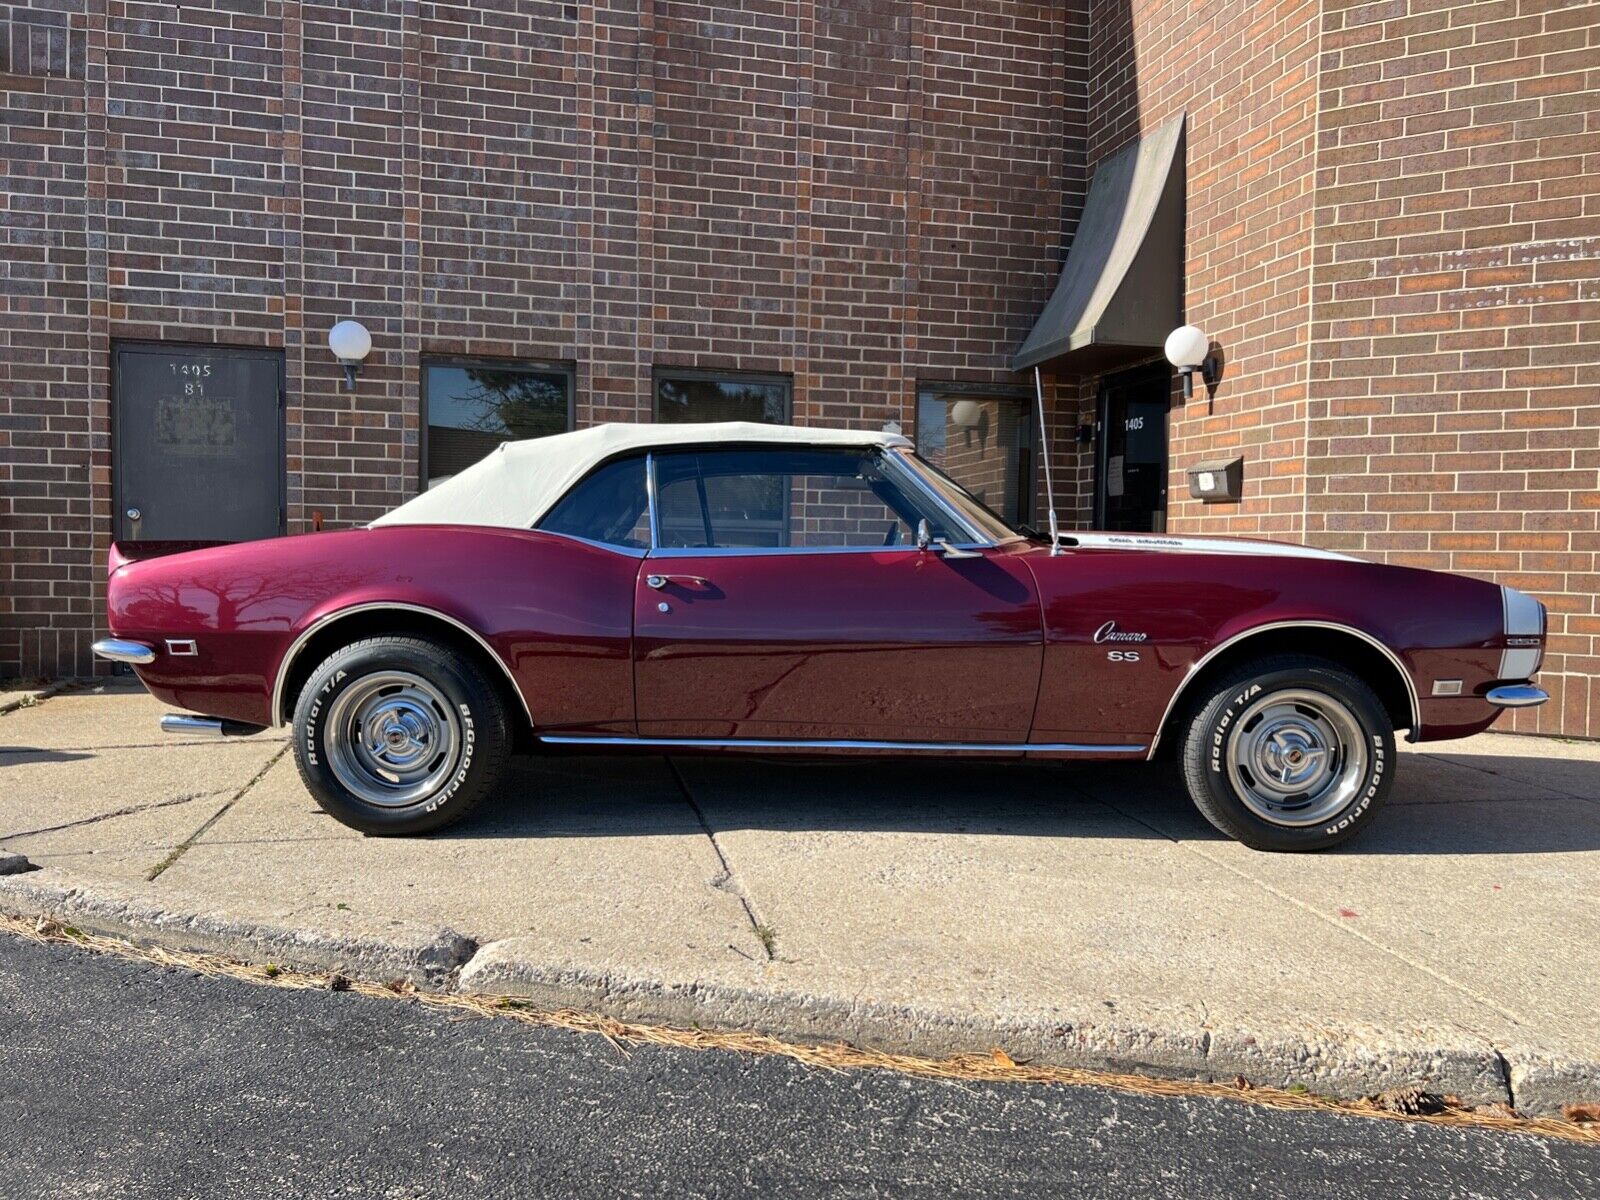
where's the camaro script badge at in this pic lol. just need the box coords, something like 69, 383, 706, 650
1093, 621, 1149, 644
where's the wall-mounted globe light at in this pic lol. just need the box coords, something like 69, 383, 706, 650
328, 320, 373, 391
950, 399, 981, 429
1164, 324, 1214, 400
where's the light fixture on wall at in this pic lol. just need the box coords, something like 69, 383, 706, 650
1164, 324, 1216, 400
328, 320, 373, 390
950, 399, 981, 429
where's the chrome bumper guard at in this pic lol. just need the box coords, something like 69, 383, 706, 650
1486, 684, 1548, 709
91, 638, 156, 665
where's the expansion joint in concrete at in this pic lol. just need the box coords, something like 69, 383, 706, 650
663, 757, 774, 960
147, 745, 290, 882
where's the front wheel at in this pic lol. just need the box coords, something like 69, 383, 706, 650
292, 635, 510, 835
1178, 656, 1395, 851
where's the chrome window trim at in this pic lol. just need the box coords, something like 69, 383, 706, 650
641, 443, 991, 557
270, 601, 534, 730
1144, 620, 1422, 760
649, 543, 966, 560
540, 734, 1147, 754
645, 451, 662, 550
887, 446, 1013, 544
531, 528, 648, 559
879, 448, 990, 545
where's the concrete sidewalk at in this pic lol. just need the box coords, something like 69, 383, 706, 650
3, 682, 1597, 1114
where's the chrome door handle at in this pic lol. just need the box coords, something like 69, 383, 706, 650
646, 573, 710, 590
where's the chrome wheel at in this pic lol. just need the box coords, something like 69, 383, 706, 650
1224, 688, 1367, 828
323, 671, 462, 809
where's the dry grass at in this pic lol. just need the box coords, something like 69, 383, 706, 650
4, 910, 1598, 1145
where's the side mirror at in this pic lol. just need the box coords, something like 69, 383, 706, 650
915, 518, 931, 551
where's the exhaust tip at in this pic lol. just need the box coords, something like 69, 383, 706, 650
161, 714, 223, 736
160, 714, 268, 737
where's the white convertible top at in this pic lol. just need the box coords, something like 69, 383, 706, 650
371, 421, 912, 530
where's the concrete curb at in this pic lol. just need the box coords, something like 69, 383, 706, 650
2, 865, 1593, 1115
0, 868, 474, 988
0, 679, 80, 716
456, 939, 1515, 1109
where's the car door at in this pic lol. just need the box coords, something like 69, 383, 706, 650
632, 446, 1043, 744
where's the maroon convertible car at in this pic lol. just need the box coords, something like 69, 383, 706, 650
94, 422, 1548, 851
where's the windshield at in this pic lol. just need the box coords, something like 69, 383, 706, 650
891, 449, 1022, 543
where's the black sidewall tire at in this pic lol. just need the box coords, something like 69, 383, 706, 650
292, 637, 510, 836
1180, 658, 1395, 852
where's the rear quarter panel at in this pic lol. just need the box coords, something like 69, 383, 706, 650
107, 527, 640, 732
1020, 547, 1505, 744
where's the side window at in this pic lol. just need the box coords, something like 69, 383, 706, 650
537, 455, 650, 549
653, 448, 954, 550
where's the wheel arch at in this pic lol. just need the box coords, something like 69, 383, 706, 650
272, 602, 535, 746
1148, 621, 1419, 760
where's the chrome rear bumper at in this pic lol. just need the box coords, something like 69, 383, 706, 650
1486, 684, 1548, 709
91, 638, 155, 665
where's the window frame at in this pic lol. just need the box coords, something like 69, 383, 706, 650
643, 445, 990, 559
913, 381, 1036, 528
652, 367, 794, 426
420, 356, 577, 493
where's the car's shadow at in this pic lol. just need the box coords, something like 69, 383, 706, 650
0, 747, 96, 765
434, 751, 1600, 857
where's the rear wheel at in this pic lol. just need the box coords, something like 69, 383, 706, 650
1178, 655, 1394, 851
292, 636, 510, 835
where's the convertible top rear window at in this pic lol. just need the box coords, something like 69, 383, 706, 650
536, 455, 650, 549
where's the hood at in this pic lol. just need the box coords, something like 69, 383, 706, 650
1060, 531, 1359, 563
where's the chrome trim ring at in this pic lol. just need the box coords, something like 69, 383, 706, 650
1224, 688, 1368, 829
92, 638, 156, 665
1146, 621, 1420, 759
270, 602, 534, 729
323, 670, 462, 809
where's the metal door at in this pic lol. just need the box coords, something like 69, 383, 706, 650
1095, 364, 1170, 532
113, 345, 284, 543
633, 549, 1044, 743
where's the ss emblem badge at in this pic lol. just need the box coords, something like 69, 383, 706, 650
1107, 650, 1141, 663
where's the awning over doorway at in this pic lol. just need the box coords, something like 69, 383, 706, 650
1013, 112, 1185, 374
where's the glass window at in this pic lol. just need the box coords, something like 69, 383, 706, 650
915, 390, 1032, 526
424, 362, 574, 488
653, 448, 954, 550
537, 455, 651, 549
655, 371, 790, 424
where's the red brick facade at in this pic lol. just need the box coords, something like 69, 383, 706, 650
3, 1, 1597, 737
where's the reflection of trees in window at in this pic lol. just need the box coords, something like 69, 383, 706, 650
656, 377, 789, 424
455, 369, 569, 438
425, 364, 572, 486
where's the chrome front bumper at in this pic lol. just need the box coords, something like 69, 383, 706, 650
91, 638, 155, 665
1486, 684, 1548, 709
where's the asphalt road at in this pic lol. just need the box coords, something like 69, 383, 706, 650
0, 935, 1595, 1199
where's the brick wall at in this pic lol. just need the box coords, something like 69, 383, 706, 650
0, 0, 1074, 680
1056, 0, 1324, 536
1306, 0, 1600, 737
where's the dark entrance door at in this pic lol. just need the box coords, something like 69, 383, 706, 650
1095, 364, 1170, 532
113, 345, 284, 543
